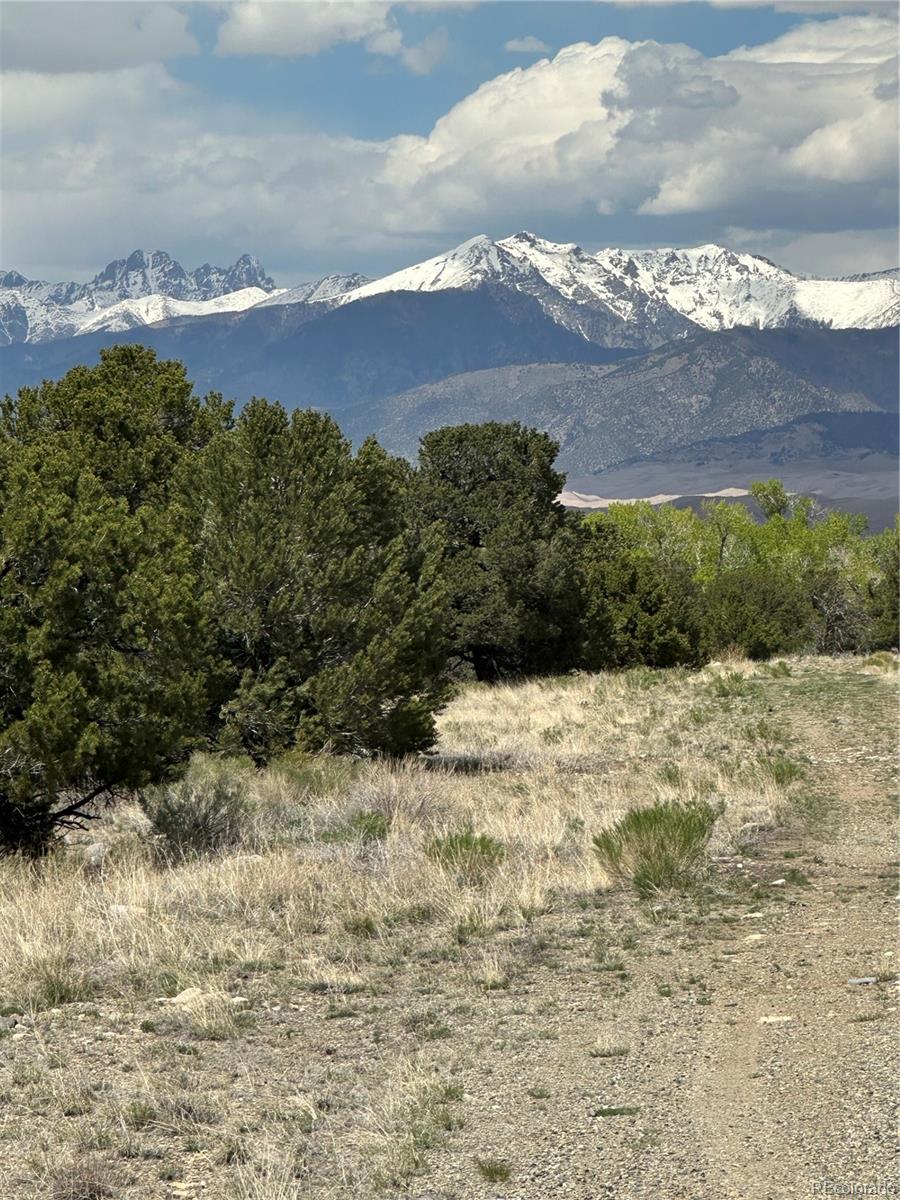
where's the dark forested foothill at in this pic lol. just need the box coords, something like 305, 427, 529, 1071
1, 348, 896, 852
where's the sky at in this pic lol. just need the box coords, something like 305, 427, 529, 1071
1, 1, 898, 285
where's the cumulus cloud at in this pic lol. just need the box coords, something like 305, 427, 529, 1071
504, 36, 551, 54
2, 13, 897, 279
214, 1, 448, 72
726, 11, 897, 61
725, 226, 900, 277
0, 2, 197, 73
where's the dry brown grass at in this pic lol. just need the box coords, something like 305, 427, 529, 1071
0, 655, 867, 1197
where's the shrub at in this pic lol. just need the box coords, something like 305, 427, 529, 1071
759, 753, 805, 786
426, 829, 505, 883
707, 671, 754, 699
703, 566, 816, 660
140, 755, 251, 862
592, 800, 722, 897
861, 651, 899, 673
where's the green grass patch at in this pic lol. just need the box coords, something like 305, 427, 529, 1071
593, 800, 722, 898
427, 829, 505, 883
759, 752, 805, 786
323, 808, 389, 844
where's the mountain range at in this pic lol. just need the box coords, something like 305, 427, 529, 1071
1, 234, 897, 519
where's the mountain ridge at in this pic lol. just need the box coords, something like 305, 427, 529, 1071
0, 250, 282, 346
4, 234, 898, 348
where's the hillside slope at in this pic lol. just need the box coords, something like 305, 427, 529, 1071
377, 328, 898, 471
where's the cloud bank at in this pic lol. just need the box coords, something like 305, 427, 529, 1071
2, 10, 897, 280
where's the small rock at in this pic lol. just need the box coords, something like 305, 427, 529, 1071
770, 879, 787, 887
744, 933, 765, 944
167, 987, 206, 1007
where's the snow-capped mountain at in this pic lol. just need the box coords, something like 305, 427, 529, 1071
0, 250, 280, 345
330, 233, 900, 344
255, 273, 371, 308
5, 235, 896, 349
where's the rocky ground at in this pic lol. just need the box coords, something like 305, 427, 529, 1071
0, 657, 896, 1199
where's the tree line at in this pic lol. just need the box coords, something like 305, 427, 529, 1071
1, 347, 896, 852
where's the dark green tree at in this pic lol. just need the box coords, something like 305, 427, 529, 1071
198, 400, 448, 760
0, 346, 227, 853
866, 520, 899, 650
702, 564, 817, 660
580, 521, 703, 669
414, 422, 583, 680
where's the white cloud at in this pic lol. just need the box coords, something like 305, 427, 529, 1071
1, 65, 185, 135
504, 36, 551, 54
215, 2, 394, 57
726, 11, 897, 61
726, 226, 899, 277
214, 1, 448, 72
0, 2, 197, 73
399, 29, 449, 75
2, 14, 897, 279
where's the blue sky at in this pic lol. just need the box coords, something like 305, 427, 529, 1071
173, 4, 805, 142
2, 2, 897, 284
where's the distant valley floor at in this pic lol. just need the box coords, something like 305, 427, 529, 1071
564, 455, 900, 531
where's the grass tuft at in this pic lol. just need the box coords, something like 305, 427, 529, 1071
475, 1157, 512, 1181
593, 800, 722, 897
426, 829, 505, 883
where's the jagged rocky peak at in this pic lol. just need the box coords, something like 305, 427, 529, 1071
0, 269, 31, 288
90, 250, 192, 301
193, 253, 276, 298
86, 249, 277, 302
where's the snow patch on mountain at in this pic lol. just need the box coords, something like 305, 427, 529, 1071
254, 273, 371, 307
74, 287, 282, 336
341, 237, 510, 300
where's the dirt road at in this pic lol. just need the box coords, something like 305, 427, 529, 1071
423, 665, 898, 1200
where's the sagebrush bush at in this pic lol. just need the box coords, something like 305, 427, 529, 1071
140, 755, 252, 862
592, 799, 722, 897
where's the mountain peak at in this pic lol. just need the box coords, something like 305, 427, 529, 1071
0, 269, 32, 288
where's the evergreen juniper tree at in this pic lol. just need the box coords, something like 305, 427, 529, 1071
0, 346, 227, 854
414, 421, 584, 680
198, 400, 449, 760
